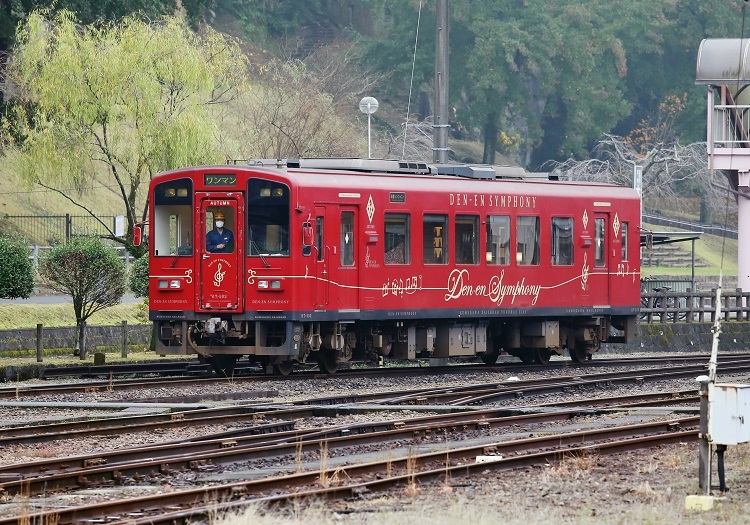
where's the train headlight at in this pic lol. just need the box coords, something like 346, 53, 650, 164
258, 280, 269, 289
157, 279, 181, 290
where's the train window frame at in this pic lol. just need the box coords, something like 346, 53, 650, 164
384, 213, 410, 265
153, 178, 193, 257
621, 222, 629, 261
594, 217, 605, 267
551, 217, 574, 266
246, 179, 290, 257
486, 215, 511, 265
340, 211, 355, 266
455, 215, 479, 265
423, 214, 448, 265
205, 209, 236, 253
516, 216, 540, 266
316, 216, 324, 262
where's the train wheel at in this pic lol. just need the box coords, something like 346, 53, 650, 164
519, 352, 534, 364
317, 349, 338, 374
480, 349, 499, 365
275, 361, 294, 376
569, 344, 589, 363
533, 348, 551, 365
211, 355, 237, 377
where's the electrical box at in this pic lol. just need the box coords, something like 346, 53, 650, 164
709, 383, 750, 445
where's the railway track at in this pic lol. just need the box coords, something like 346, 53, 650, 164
2, 352, 747, 400
1, 356, 745, 523
0, 416, 697, 524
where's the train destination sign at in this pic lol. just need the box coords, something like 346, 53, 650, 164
204, 174, 237, 186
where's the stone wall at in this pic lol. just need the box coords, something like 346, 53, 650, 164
0, 324, 152, 353
601, 322, 750, 354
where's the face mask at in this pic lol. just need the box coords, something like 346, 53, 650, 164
215, 221, 224, 228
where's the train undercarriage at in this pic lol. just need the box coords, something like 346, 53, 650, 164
154, 314, 637, 376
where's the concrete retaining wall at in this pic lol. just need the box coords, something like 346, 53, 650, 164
0, 324, 152, 352
1, 322, 747, 355
601, 322, 750, 354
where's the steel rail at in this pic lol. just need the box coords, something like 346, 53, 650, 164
0, 417, 698, 525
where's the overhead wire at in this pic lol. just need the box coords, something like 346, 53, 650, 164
402, 1, 423, 159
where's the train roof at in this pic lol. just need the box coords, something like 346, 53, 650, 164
155, 158, 638, 199
235, 157, 551, 180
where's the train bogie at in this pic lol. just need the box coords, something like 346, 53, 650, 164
143, 158, 641, 374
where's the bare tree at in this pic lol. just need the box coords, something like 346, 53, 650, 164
551, 135, 735, 225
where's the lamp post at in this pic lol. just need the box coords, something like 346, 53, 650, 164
359, 96, 379, 158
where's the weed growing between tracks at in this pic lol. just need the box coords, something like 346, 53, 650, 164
210, 443, 750, 525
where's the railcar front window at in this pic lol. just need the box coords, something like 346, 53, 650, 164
595, 218, 605, 267
423, 214, 448, 264
486, 215, 510, 265
551, 217, 574, 265
516, 216, 540, 265
385, 213, 410, 265
621, 222, 628, 261
455, 215, 479, 265
153, 179, 193, 256
247, 179, 290, 256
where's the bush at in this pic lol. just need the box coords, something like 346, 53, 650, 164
129, 254, 149, 298
0, 235, 35, 299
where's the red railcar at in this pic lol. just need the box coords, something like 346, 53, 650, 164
143, 158, 641, 375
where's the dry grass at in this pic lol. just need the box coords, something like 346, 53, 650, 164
210, 442, 750, 525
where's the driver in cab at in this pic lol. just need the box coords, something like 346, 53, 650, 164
206, 211, 234, 253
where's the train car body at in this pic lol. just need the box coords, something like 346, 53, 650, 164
144, 158, 641, 374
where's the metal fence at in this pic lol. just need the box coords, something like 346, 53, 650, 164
1, 214, 116, 245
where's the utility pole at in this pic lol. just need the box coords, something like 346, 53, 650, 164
433, 0, 449, 164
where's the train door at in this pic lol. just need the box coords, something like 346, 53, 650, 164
313, 207, 327, 310
197, 194, 243, 312
336, 206, 360, 311
593, 213, 610, 305
314, 205, 359, 312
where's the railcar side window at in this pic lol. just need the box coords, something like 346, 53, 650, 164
595, 218, 605, 267
423, 214, 448, 264
385, 213, 410, 265
551, 217, 574, 265
153, 179, 193, 256
340, 211, 355, 266
247, 179, 290, 256
621, 222, 629, 261
486, 215, 510, 265
455, 215, 479, 265
316, 216, 324, 261
516, 216, 540, 265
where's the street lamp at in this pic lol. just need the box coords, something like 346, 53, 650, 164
359, 96, 379, 158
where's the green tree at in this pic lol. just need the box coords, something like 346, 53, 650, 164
39, 237, 127, 359
0, 0, 212, 52
128, 254, 149, 298
0, 235, 35, 299
2, 10, 248, 255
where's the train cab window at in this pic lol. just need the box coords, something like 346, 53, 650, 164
595, 217, 605, 267
385, 213, 410, 265
455, 215, 479, 265
621, 222, 629, 261
205, 208, 235, 253
423, 214, 448, 264
340, 211, 355, 266
551, 217, 574, 266
516, 216, 540, 265
486, 215, 510, 265
247, 179, 290, 256
153, 179, 193, 257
